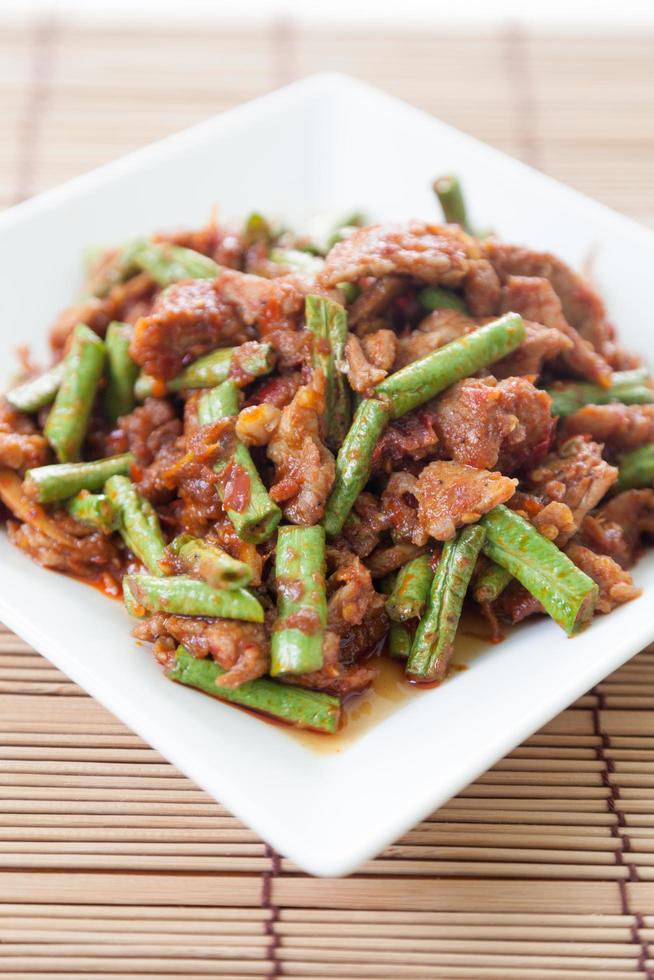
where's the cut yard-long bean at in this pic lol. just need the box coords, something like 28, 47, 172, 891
123, 575, 263, 622
24, 453, 134, 504
375, 313, 525, 419
168, 648, 340, 733
271, 525, 327, 677
323, 398, 392, 537
473, 561, 513, 605
131, 241, 219, 285
407, 525, 485, 683
44, 324, 105, 463
67, 492, 117, 533
433, 175, 473, 233
5, 363, 64, 413
389, 624, 413, 658
547, 369, 653, 418
167, 533, 252, 590
135, 342, 274, 400
481, 505, 598, 635
418, 286, 467, 314
198, 381, 281, 544
385, 554, 433, 622
105, 475, 166, 575
104, 322, 138, 422
615, 444, 654, 492
305, 294, 351, 448
324, 314, 526, 536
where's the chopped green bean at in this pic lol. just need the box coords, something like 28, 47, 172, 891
123, 575, 263, 622
271, 525, 327, 677
44, 324, 106, 463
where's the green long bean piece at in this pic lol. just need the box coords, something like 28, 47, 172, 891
104, 322, 139, 422
198, 381, 281, 544
615, 444, 654, 493
389, 623, 413, 659
324, 315, 525, 536
135, 341, 274, 400
24, 453, 134, 504
44, 324, 106, 463
305, 294, 351, 449
168, 648, 340, 733
417, 287, 467, 314
131, 241, 219, 285
67, 492, 117, 534
323, 398, 392, 538
481, 505, 598, 635
375, 313, 526, 419
433, 175, 472, 232
105, 475, 166, 575
167, 533, 252, 590
546, 369, 653, 418
271, 525, 327, 677
473, 561, 513, 605
407, 525, 485, 683
123, 575, 263, 622
385, 554, 434, 622
5, 363, 64, 413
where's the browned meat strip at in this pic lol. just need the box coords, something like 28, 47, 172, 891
0, 432, 48, 471
321, 222, 473, 287
580, 489, 654, 568
566, 543, 641, 613
50, 273, 156, 354
381, 471, 422, 544
394, 309, 474, 368
433, 377, 554, 473
365, 542, 428, 579
526, 436, 618, 527
531, 501, 577, 545
217, 268, 305, 330
153, 221, 244, 270
246, 372, 304, 410
106, 398, 182, 466
130, 279, 247, 379
494, 582, 544, 624
492, 322, 572, 380
499, 275, 612, 385
562, 404, 654, 453
235, 403, 281, 446
485, 239, 613, 356
361, 328, 397, 372
267, 372, 335, 525
133, 614, 269, 688
326, 554, 385, 636
344, 335, 387, 396
341, 492, 386, 558
371, 403, 440, 474
463, 259, 501, 316
287, 631, 378, 698
349, 276, 405, 331
414, 460, 516, 541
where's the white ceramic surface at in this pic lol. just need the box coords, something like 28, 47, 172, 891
1, 73, 653, 877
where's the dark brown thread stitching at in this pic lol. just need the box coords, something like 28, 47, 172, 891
262, 841, 281, 978
13, 14, 58, 204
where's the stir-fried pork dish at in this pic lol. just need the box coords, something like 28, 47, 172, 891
1, 177, 651, 733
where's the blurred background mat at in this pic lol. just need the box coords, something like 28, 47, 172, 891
2, 6, 654, 979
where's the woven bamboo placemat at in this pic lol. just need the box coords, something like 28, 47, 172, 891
2, 15, 654, 978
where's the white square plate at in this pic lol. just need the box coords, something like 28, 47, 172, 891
2, 73, 654, 877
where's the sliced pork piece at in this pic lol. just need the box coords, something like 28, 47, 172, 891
371, 403, 440, 475
463, 259, 502, 316
566, 544, 641, 613
50, 273, 156, 354
433, 377, 553, 473
494, 582, 544, 624
106, 397, 182, 465
286, 631, 378, 698
0, 432, 48, 471
361, 329, 397, 373
394, 309, 475, 369
321, 222, 473, 287
349, 276, 405, 331
562, 403, 654, 453
531, 501, 577, 545
526, 436, 618, 528
344, 334, 387, 396
130, 279, 247, 379
414, 460, 516, 541
267, 372, 335, 525
485, 239, 613, 356
217, 268, 305, 329
341, 492, 387, 558
582, 489, 654, 568
492, 322, 572, 380
133, 614, 269, 688
499, 275, 612, 386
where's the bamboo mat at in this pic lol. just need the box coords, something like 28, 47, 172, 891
2, 14, 654, 979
